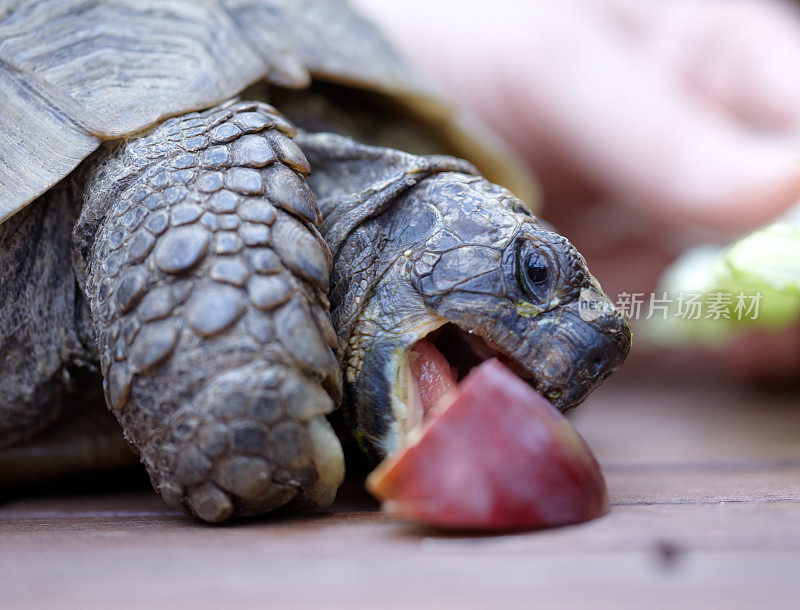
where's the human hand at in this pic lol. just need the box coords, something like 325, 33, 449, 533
351, 0, 800, 236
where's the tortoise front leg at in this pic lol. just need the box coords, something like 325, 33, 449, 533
73, 101, 344, 522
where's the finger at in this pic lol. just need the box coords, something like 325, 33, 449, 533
622, 0, 800, 133
352, 0, 800, 234
496, 4, 800, 234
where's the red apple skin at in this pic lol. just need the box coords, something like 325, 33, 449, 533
366, 359, 608, 531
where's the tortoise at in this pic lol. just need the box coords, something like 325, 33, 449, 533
0, 0, 631, 522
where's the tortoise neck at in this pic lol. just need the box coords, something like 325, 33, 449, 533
297, 131, 477, 259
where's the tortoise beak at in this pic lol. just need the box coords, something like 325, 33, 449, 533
404, 292, 631, 418
521, 299, 631, 410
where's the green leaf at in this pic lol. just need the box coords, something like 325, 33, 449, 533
647, 222, 800, 346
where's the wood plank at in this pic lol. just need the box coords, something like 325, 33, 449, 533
0, 352, 798, 607
0, 498, 799, 608
607, 463, 800, 505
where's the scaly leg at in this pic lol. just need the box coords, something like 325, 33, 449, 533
73, 100, 344, 522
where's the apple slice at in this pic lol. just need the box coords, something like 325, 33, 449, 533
367, 359, 608, 530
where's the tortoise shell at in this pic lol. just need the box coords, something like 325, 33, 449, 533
0, 0, 535, 224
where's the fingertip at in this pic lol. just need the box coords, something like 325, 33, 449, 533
676, 154, 800, 233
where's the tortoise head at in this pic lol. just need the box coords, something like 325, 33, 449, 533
334, 172, 630, 458
299, 133, 631, 459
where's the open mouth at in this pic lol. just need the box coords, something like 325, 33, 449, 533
404, 322, 540, 431
372, 344, 612, 532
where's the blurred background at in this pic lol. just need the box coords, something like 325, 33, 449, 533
353, 0, 800, 382
2, 3, 799, 606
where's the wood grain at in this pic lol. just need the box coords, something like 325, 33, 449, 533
1, 352, 798, 608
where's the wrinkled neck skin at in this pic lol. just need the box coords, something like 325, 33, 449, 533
300, 133, 631, 460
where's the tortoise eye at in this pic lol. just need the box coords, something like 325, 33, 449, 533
525, 253, 549, 285
518, 244, 552, 300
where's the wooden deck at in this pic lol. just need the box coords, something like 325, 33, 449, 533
1, 350, 799, 608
